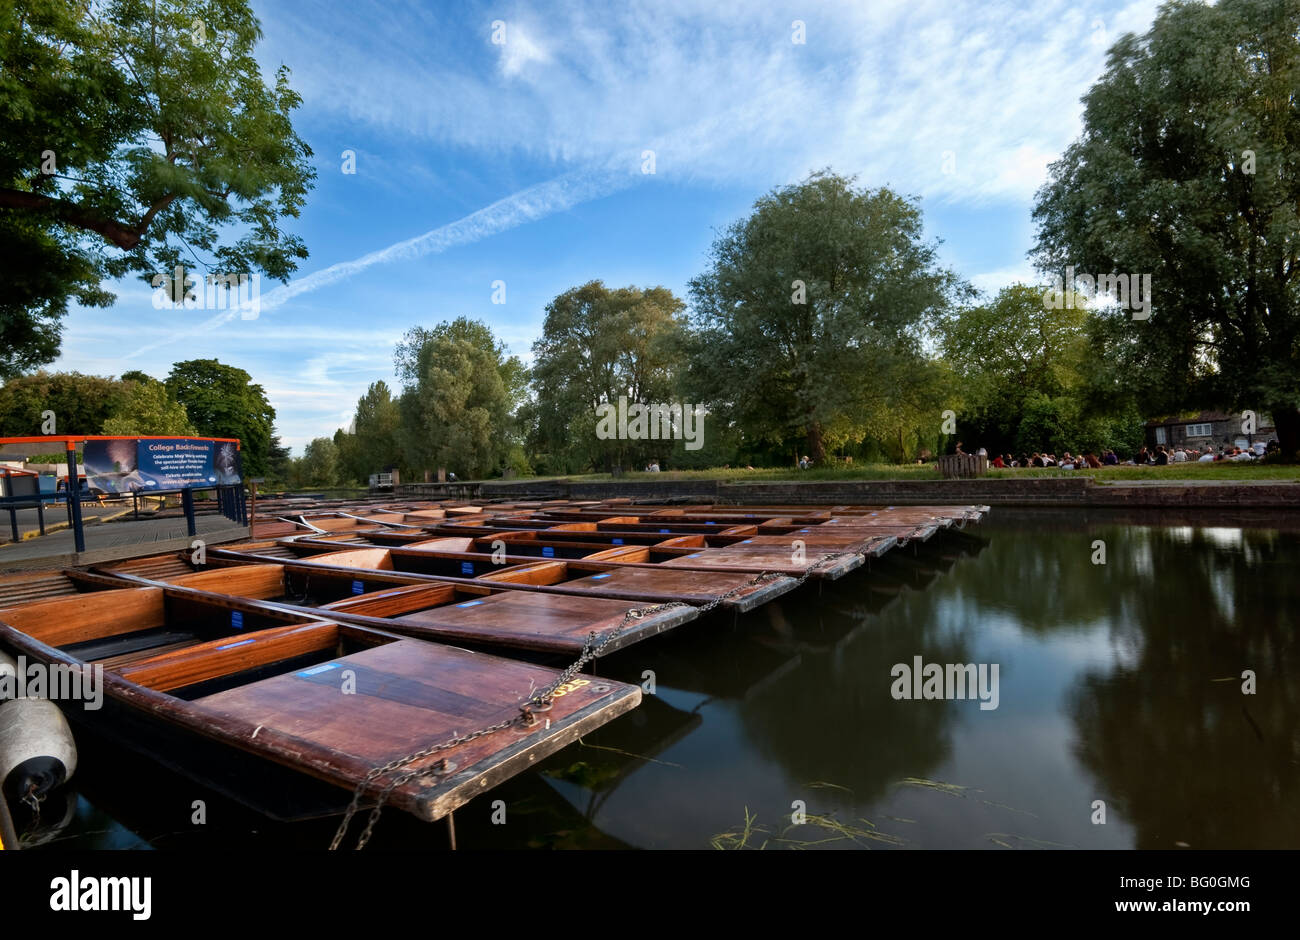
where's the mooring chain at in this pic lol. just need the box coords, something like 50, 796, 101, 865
328, 555, 847, 850
330, 598, 684, 850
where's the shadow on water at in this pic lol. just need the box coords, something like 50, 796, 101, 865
24, 510, 1300, 849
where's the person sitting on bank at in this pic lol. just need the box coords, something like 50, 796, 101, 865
798, 455, 810, 470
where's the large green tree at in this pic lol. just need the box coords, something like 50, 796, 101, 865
0, 0, 314, 377
395, 318, 524, 479
530, 281, 688, 471
349, 380, 403, 479
165, 359, 274, 474
1033, 0, 1300, 457
687, 170, 968, 463
939, 285, 1147, 456
100, 374, 196, 436
295, 436, 339, 487
0, 371, 127, 436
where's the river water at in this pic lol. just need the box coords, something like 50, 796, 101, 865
22, 509, 1300, 850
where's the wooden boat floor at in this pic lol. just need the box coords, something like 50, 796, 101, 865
552, 566, 798, 612
192, 637, 641, 821
659, 549, 864, 580
390, 590, 697, 655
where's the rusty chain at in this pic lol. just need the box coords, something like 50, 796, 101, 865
329, 548, 857, 850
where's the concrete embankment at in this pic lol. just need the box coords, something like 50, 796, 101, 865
395, 476, 1300, 509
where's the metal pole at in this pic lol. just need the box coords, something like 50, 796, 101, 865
66, 443, 85, 553
446, 811, 457, 851
249, 480, 257, 537
7, 503, 16, 543
36, 498, 44, 536
182, 487, 197, 537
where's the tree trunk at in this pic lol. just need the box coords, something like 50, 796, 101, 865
805, 422, 827, 464
1272, 406, 1300, 461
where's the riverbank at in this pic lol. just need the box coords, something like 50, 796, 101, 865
396, 474, 1300, 509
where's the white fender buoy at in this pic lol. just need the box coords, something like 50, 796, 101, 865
0, 650, 78, 804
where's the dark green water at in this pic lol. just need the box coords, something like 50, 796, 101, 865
20, 510, 1300, 850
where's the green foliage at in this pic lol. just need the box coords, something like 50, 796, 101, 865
0, 0, 313, 375
395, 318, 523, 479
165, 359, 275, 474
101, 377, 196, 436
349, 380, 403, 479
687, 170, 969, 464
264, 433, 292, 486
530, 281, 689, 471
0, 371, 128, 436
1032, 0, 1300, 456
294, 436, 339, 487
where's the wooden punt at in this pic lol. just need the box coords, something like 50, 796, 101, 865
0, 568, 141, 608
0, 585, 641, 824
107, 562, 699, 657
199, 544, 798, 612
235, 528, 866, 581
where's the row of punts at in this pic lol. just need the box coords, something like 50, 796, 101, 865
0, 497, 987, 838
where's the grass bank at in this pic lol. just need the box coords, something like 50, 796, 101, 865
514, 462, 1300, 484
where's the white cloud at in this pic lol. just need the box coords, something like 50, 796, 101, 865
260, 0, 1163, 203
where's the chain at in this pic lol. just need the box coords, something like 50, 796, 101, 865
327, 550, 854, 850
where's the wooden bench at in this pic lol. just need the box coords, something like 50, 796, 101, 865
937, 454, 989, 479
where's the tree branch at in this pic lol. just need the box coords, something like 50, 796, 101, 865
0, 188, 176, 250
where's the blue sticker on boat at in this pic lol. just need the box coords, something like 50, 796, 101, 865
456, 600, 484, 607
216, 639, 255, 651
612, 538, 623, 545
659, 528, 670, 533
231, 610, 243, 630
297, 663, 339, 677
741, 539, 752, 544
460, 561, 474, 575
351, 579, 364, 594
542, 546, 554, 557
591, 573, 611, 580
687, 553, 701, 558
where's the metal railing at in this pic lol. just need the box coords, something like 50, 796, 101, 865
1, 483, 247, 551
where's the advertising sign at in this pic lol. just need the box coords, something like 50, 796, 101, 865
82, 439, 241, 493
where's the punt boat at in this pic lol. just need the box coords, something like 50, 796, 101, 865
0, 585, 641, 825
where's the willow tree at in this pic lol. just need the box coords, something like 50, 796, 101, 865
0, 0, 315, 378
529, 281, 687, 471
1033, 0, 1300, 456
687, 171, 967, 464
396, 318, 524, 479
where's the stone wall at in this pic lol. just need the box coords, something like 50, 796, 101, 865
450, 476, 1300, 509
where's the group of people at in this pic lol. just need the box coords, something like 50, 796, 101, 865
1133, 442, 1270, 464
976, 441, 1275, 468
990, 451, 1113, 469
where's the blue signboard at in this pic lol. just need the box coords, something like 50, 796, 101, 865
82, 438, 241, 492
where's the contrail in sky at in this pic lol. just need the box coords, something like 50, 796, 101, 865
123, 167, 635, 358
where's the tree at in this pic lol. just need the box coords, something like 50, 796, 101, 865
687, 170, 969, 463
350, 380, 403, 478
0, 371, 128, 436
395, 318, 523, 479
264, 433, 292, 486
1033, 0, 1300, 457
101, 375, 196, 436
297, 436, 339, 487
0, 0, 315, 375
938, 284, 1088, 453
165, 359, 275, 474
530, 281, 688, 471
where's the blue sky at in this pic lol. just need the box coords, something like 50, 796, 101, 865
54, 0, 1163, 453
